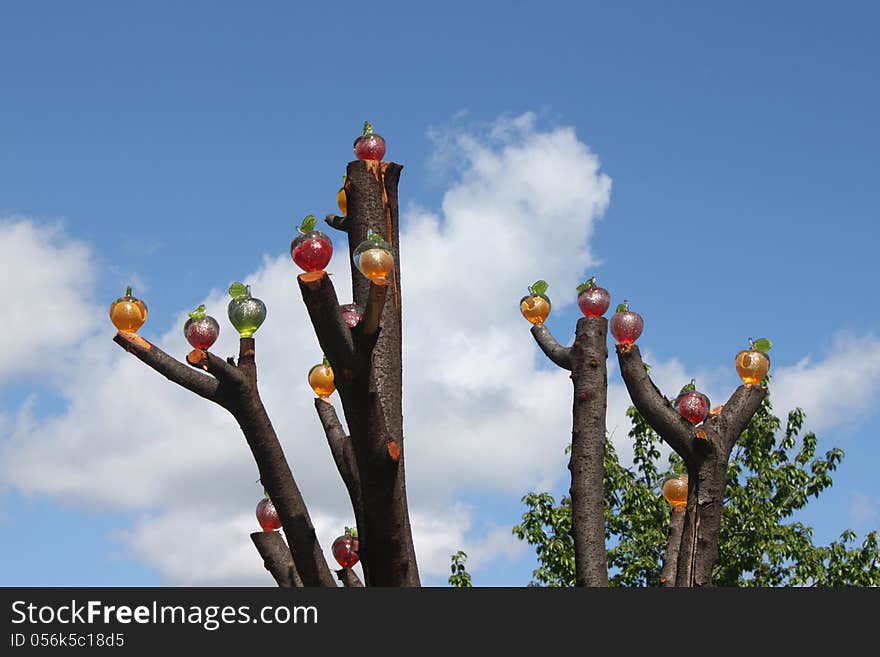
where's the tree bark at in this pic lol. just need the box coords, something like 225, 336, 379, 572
300, 159, 419, 586
660, 507, 686, 587
616, 343, 765, 587
251, 531, 303, 587
336, 568, 364, 587
114, 332, 336, 587
531, 318, 608, 586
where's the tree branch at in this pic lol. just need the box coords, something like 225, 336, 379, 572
714, 384, 768, 454
325, 213, 349, 232
113, 331, 219, 402
530, 324, 572, 370
336, 568, 364, 587
186, 347, 247, 388
359, 280, 389, 342
251, 531, 303, 587
616, 344, 695, 462
314, 397, 364, 526
297, 271, 357, 377
661, 507, 686, 587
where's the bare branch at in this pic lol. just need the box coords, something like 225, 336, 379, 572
297, 271, 357, 376
325, 213, 349, 232
336, 568, 364, 587
359, 280, 389, 341
661, 507, 686, 587
113, 331, 219, 402
530, 324, 572, 370
714, 384, 767, 453
251, 531, 303, 587
616, 344, 695, 462
186, 348, 247, 387
314, 398, 364, 525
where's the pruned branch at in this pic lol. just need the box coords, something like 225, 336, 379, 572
660, 507, 686, 587
297, 271, 357, 376
113, 331, 219, 402
186, 347, 247, 387
251, 531, 303, 587
359, 280, 389, 342
530, 324, 572, 370
115, 333, 336, 587
336, 567, 364, 587
714, 384, 767, 454
325, 213, 349, 232
616, 344, 695, 462
314, 397, 364, 526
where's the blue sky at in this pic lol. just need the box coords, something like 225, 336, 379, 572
1, 1, 879, 586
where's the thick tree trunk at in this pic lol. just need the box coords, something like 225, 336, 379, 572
303, 160, 419, 586
569, 317, 609, 587
530, 317, 609, 586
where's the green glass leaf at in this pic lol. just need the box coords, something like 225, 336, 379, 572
367, 231, 384, 243
363, 121, 373, 135
341, 174, 347, 185
229, 282, 250, 300
348, 527, 358, 538
188, 304, 206, 320
679, 379, 696, 394
615, 302, 629, 313
576, 277, 597, 293
300, 214, 317, 233
752, 338, 772, 353
530, 280, 549, 296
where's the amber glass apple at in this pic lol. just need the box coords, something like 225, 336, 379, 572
662, 475, 688, 507
308, 358, 335, 397
109, 285, 148, 332
336, 175, 347, 216
735, 338, 771, 385
520, 280, 551, 325
353, 231, 394, 283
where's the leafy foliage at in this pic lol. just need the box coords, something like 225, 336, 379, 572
448, 551, 473, 587
514, 391, 880, 586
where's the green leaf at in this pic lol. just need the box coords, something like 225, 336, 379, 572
341, 174, 347, 185
300, 214, 317, 233
752, 338, 772, 353
615, 302, 629, 313
679, 379, 696, 394
188, 304, 206, 320
363, 121, 373, 135
367, 231, 384, 243
576, 276, 597, 293
530, 280, 549, 296
229, 282, 250, 300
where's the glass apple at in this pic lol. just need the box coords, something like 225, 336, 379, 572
353, 231, 394, 283
353, 121, 386, 161
183, 304, 220, 350
256, 496, 282, 531
340, 303, 364, 328
109, 285, 148, 332
520, 279, 551, 325
332, 527, 360, 569
290, 215, 333, 273
336, 175, 347, 216
576, 277, 611, 317
228, 282, 267, 338
735, 338, 771, 385
308, 358, 335, 398
610, 301, 644, 345
662, 475, 688, 507
675, 380, 710, 425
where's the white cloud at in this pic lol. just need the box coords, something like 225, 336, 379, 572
849, 492, 880, 529
0, 219, 100, 383
770, 333, 880, 433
